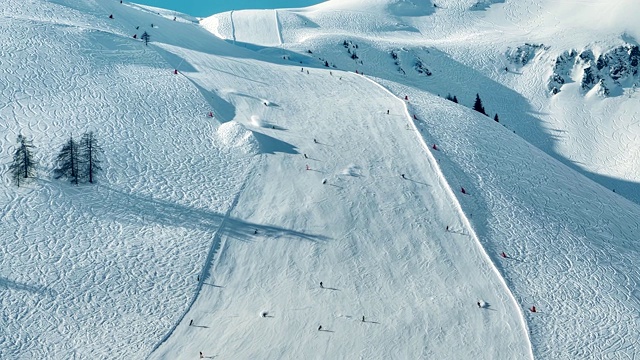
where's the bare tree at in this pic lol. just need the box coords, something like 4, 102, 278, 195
54, 136, 80, 185
9, 135, 37, 186
80, 131, 103, 184
141, 31, 150, 46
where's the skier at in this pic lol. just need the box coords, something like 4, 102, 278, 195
301, 67, 304, 72
254, 229, 258, 234
200, 352, 204, 359
413, 114, 417, 119
530, 306, 537, 313
306, 165, 310, 171
207, 111, 213, 117
306, 70, 309, 74
461, 187, 467, 194
304, 154, 307, 159
446, 225, 449, 232
401, 174, 405, 179
362, 316, 365, 322
330, 71, 333, 76
174, 69, 178, 75
387, 109, 389, 115
432, 144, 438, 150
313, 138, 318, 143
477, 301, 481, 308
133, 34, 137, 39
404, 95, 408, 101
320, 281, 323, 288
109, 14, 113, 19
318, 325, 322, 331
501, 252, 507, 258
189, 319, 193, 326
322, 179, 327, 184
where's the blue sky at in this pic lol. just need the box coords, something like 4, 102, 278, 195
132, 0, 326, 17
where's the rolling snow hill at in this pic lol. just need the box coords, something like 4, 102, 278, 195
1, 0, 639, 359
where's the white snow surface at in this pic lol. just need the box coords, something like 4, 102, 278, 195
1, 0, 640, 359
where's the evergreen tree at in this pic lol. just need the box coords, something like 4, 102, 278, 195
80, 131, 103, 184
445, 93, 459, 103
473, 93, 487, 115
453, 95, 458, 103
54, 136, 80, 185
9, 135, 37, 187
494, 113, 499, 122
141, 31, 150, 46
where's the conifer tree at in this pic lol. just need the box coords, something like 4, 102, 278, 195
494, 113, 499, 122
54, 136, 80, 185
80, 131, 103, 184
141, 31, 150, 46
9, 135, 37, 187
473, 93, 487, 116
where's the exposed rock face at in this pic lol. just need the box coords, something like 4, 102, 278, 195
414, 57, 432, 76
470, 0, 506, 11
548, 50, 577, 94
506, 43, 547, 67
549, 44, 640, 96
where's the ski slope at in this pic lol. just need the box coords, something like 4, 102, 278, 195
1, 0, 639, 359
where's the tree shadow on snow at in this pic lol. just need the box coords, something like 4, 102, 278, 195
85, 185, 329, 244
0, 277, 55, 297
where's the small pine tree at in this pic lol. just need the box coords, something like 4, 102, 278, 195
141, 31, 150, 46
494, 113, 499, 122
80, 131, 103, 184
473, 93, 487, 116
453, 95, 458, 103
445, 93, 459, 103
9, 135, 37, 187
54, 136, 80, 185
324, 60, 329, 67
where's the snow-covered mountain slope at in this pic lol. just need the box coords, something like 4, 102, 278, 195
0, 0, 253, 358
1, 0, 639, 359
206, 0, 640, 206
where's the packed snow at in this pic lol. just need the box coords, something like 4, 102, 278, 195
1, 0, 639, 359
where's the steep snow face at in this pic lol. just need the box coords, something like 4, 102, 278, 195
215, 122, 260, 155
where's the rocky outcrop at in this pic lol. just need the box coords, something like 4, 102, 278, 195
506, 43, 548, 67
549, 44, 640, 96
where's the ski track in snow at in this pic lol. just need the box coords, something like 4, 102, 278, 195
1, 0, 255, 358
2, 0, 640, 358
148, 52, 530, 360
379, 80, 640, 359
